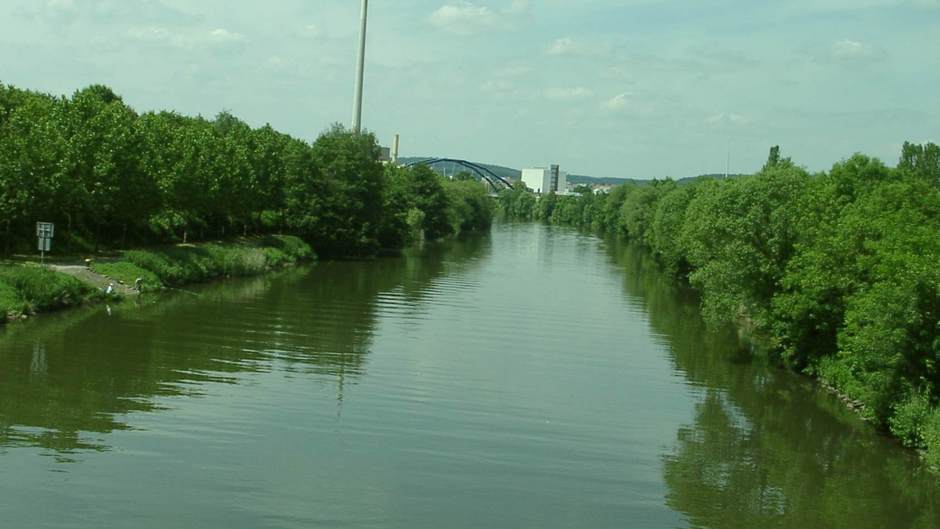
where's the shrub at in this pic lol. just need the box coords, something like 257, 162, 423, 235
258, 234, 315, 261
924, 409, 940, 469
889, 392, 934, 448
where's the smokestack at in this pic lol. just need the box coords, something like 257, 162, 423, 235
352, 0, 368, 133
392, 134, 400, 163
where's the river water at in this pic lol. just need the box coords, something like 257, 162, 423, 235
1, 223, 938, 528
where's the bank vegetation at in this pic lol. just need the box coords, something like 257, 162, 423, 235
499, 143, 940, 465
1, 82, 494, 322
0, 82, 493, 257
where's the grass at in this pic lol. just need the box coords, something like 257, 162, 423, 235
109, 235, 314, 287
0, 264, 101, 321
0, 280, 22, 321
90, 261, 163, 291
0, 235, 313, 324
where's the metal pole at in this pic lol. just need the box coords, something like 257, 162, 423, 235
352, 0, 369, 133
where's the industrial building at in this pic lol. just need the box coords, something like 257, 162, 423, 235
521, 165, 568, 195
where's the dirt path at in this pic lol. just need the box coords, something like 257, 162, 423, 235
49, 264, 139, 296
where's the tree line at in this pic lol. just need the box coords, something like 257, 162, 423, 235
499, 143, 940, 465
0, 83, 492, 257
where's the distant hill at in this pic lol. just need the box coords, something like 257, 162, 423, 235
567, 174, 640, 186
675, 173, 749, 185
398, 157, 747, 186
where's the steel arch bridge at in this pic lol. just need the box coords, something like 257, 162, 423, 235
403, 158, 514, 190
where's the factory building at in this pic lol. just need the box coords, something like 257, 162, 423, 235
521, 165, 568, 195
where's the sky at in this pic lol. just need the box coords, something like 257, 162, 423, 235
1, 0, 938, 178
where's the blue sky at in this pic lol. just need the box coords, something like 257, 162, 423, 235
1, 0, 937, 178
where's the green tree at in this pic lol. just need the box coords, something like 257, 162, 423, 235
307, 125, 385, 256
0, 90, 71, 253
65, 85, 158, 246
899, 141, 940, 186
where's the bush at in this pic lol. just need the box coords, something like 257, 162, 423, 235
889, 392, 934, 448
924, 409, 940, 468
257, 234, 315, 261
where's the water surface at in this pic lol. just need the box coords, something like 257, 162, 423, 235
1, 223, 937, 528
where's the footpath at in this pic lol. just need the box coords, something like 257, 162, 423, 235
49, 263, 139, 296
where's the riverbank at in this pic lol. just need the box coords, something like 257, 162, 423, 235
497, 144, 940, 467
0, 235, 314, 325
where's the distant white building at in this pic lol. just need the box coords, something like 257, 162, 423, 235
521, 165, 568, 195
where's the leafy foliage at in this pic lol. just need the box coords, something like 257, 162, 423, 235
0, 84, 494, 258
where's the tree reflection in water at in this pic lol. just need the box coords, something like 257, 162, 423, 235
0, 234, 491, 456
605, 238, 940, 529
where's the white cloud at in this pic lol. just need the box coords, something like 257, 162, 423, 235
822, 38, 887, 64
831, 38, 866, 58
126, 26, 245, 49
126, 26, 184, 47
546, 37, 610, 56
32, 0, 202, 25
544, 87, 595, 101
707, 112, 752, 126
429, 2, 503, 35
494, 65, 532, 77
46, 0, 75, 11
481, 79, 514, 92
302, 24, 321, 38
547, 37, 574, 55
605, 93, 631, 110
506, 0, 530, 14
602, 92, 655, 115
208, 28, 244, 43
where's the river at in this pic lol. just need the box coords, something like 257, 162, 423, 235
1, 223, 938, 528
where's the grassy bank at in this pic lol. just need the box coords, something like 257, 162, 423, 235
0, 265, 102, 322
1, 235, 314, 324
90, 235, 314, 291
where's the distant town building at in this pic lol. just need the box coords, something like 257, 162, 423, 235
378, 146, 392, 163
521, 165, 568, 195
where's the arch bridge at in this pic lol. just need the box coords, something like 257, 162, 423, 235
403, 158, 514, 191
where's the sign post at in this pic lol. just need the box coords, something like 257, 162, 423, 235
36, 222, 54, 265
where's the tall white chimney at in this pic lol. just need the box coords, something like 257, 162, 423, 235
352, 0, 368, 133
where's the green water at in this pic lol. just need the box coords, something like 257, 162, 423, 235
1, 223, 938, 528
